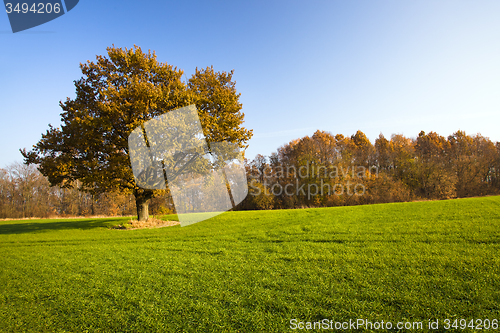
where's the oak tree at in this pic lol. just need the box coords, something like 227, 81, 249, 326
21, 45, 252, 221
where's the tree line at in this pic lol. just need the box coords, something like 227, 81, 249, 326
3, 129, 499, 219
238, 130, 500, 210
0, 162, 174, 219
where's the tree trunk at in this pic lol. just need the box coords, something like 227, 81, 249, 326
91, 193, 95, 216
134, 189, 153, 221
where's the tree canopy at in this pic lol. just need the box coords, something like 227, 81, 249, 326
21, 45, 253, 221
240, 129, 500, 210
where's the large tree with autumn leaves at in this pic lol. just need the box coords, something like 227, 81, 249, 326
21, 45, 252, 221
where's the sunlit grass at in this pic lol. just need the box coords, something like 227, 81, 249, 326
1, 196, 499, 332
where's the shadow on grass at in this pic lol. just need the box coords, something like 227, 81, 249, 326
0, 218, 127, 235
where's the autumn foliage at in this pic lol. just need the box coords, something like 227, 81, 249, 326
19, 46, 252, 221
239, 130, 500, 210
3, 129, 499, 218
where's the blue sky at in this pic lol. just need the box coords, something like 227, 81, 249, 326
1, 0, 499, 168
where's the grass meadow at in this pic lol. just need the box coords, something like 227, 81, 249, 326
1, 196, 500, 332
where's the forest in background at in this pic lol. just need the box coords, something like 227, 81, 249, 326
240, 130, 500, 210
1, 130, 499, 219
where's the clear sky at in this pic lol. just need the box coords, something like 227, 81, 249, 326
1, 0, 499, 168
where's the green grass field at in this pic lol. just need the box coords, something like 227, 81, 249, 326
1, 196, 500, 332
